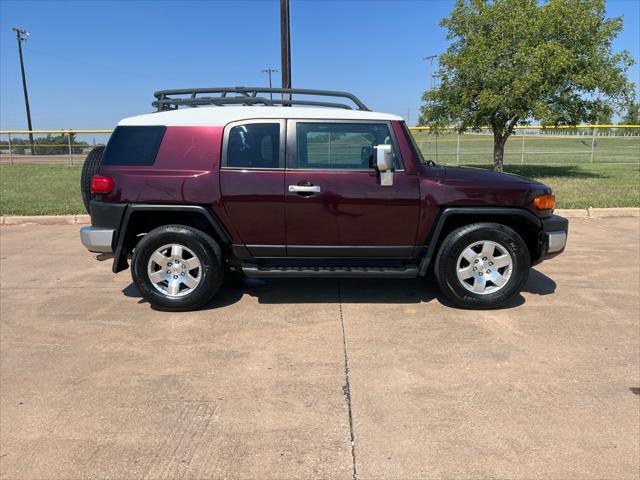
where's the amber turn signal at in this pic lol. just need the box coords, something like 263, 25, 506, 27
533, 194, 556, 210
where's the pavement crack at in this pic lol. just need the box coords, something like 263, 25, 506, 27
337, 280, 358, 480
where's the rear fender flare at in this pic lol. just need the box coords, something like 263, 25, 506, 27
112, 204, 231, 273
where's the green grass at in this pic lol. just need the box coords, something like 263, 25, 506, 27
0, 162, 638, 215
482, 163, 639, 208
0, 165, 84, 215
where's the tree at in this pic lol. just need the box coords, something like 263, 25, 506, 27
622, 103, 639, 123
419, 0, 635, 171
619, 102, 639, 134
596, 110, 613, 134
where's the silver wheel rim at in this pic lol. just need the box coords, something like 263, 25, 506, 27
147, 244, 202, 298
456, 240, 513, 295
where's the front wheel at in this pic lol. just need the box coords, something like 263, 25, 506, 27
131, 225, 223, 311
434, 223, 530, 309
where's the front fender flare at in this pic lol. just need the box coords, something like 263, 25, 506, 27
417, 207, 542, 276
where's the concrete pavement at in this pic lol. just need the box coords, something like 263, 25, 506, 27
1, 218, 639, 479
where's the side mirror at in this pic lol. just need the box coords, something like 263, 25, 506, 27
375, 144, 393, 171
374, 144, 394, 186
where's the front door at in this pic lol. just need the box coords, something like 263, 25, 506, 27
285, 120, 420, 257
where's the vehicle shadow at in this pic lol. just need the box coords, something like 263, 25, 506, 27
524, 268, 557, 295
122, 267, 555, 312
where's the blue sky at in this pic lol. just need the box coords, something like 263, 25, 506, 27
1, 0, 638, 133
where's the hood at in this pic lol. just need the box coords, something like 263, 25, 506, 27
436, 165, 546, 188
417, 164, 554, 214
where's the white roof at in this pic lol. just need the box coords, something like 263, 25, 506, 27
118, 106, 403, 127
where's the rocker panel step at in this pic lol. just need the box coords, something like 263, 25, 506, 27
241, 264, 419, 278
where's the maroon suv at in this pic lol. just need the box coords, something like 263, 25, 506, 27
80, 87, 568, 311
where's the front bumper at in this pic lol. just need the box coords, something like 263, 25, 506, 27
80, 226, 114, 253
540, 214, 569, 260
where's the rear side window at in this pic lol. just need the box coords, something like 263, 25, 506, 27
101, 126, 166, 166
296, 122, 398, 170
225, 123, 280, 168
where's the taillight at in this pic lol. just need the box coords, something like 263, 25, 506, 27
533, 194, 556, 210
91, 175, 115, 194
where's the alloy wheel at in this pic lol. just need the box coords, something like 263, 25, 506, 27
147, 243, 202, 297
456, 240, 513, 295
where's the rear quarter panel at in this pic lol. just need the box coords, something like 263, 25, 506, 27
97, 126, 240, 241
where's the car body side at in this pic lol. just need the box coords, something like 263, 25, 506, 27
84, 109, 566, 275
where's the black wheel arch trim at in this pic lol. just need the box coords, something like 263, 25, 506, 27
111, 204, 232, 273
417, 207, 543, 276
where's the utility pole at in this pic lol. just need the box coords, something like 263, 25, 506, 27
12, 27, 35, 155
280, 0, 292, 105
423, 55, 438, 90
261, 68, 278, 99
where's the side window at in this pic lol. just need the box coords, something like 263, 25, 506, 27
101, 126, 166, 166
226, 123, 280, 168
296, 122, 398, 170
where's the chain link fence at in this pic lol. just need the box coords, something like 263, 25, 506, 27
1, 126, 638, 166
409, 125, 640, 165
0, 130, 111, 165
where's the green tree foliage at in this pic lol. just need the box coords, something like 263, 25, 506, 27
419, 0, 635, 171
621, 102, 639, 123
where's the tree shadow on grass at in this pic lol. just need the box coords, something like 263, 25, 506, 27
472, 164, 608, 179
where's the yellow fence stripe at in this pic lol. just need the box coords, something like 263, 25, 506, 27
0, 125, 639, 135
0, 144, 103, 148
415, 136, 640, 143
0, 130, 113, 134
409, 125, 640, 131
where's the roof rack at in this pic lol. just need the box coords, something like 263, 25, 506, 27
152, 87, 370, 112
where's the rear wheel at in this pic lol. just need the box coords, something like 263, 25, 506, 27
434, 223, 530, 309
80, 145, 105, 213
131, 225, 223, 311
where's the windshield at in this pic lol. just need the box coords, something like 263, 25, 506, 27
400, 122, 434, 165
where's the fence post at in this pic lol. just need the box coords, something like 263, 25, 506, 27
521, 130, 526, 164
590, 126, 597, 163
435, 133, 439, 164
8, 133, 13, 166
456, 131, 460, 165
67, 132, 73, 165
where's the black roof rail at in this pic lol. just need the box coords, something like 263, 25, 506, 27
152, 87, 370, 112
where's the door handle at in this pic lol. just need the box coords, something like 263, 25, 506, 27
289, 185, 321, 193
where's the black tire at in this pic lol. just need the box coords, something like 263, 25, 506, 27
434, 222, 530, 309
80, 145, 105, 214
131, 225, 224, 311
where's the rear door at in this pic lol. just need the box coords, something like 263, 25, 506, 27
284, 120, 420, 257
219, 119, 286, 256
